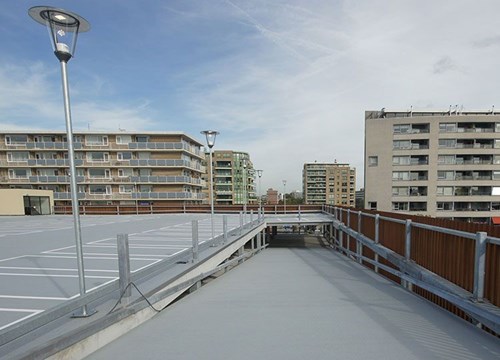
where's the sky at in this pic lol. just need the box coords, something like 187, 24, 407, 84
2, 1, 500, 192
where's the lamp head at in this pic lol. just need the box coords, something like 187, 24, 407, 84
200, 130, 219, 149
29, 6, 90, 62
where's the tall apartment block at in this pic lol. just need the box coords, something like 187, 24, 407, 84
365, 109, 500, 223
0, 131, 205, 206
302, 162, 356, 206
203, 150, 256, 205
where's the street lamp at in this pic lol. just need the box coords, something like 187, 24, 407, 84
242, 159, 247, 214
201, 130, 219, 240
29, 6, 93, 317
256, 170, 263, 212
283, 180, 287, 214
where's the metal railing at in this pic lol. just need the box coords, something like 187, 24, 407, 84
321, 205, 500, 335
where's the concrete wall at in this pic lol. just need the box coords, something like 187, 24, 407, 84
0, 189, 54, 215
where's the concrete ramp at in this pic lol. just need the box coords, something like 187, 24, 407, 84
87, 246, 500, 360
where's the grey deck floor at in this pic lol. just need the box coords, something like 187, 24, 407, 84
88, 243, 500, 360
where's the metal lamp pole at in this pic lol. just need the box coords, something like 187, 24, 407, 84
201, 130, 219, 240
29, 6, 94, 317
256, 170, 263, 213
243, 159, 247, 215
283, 180, 287, 214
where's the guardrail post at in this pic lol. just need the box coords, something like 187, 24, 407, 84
356, 211, 362, 264
250, 210, 254, 224
473, 231, 487, 302
192, 220, 199, 263
374, 214, 380, 273
239, 211, 243, 234
223, 215, 228, 245
298, 205, 301, 221
339, 226, 344, 253
403, 219, 412, 290
274, 205, 277, 214
346, 209, 351, 255
117, 233, 131, 306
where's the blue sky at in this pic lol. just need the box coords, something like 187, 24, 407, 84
2, 1, 500, 192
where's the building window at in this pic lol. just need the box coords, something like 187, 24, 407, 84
393, 156, 410, 165
392, 171, 409, 181
85, 135, 108, 146
119, 185, 134, 193
392, 187, 409, 196
116, 135, 132, 144
437, 202, 453, 211
439, 123, 457, 133
89, 185, 112, 195
437, 171, 454, 180
437, 186, 453, 196
368, 201, 377, 210
438, 139, 456, 148
392, 202, 408, 211
118, 168, 133, 177
393, 124, 411, 134
7, 152, 29, 162
88, 168, 111, 179
117, 152, 133, 161
393, 140, 411, 149
438, 155, 455, 165
8, 168, 30, 179
87, 152, 109, 162
5, 135, 28, 145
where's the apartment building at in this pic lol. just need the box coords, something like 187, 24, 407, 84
302, 162, 356, 206
0, 131, 205, 206
266, 188, 278, 205
203, 150, 256, 205
365, 109, 500, 223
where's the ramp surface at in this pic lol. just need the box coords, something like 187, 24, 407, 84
88, 245, 500, 359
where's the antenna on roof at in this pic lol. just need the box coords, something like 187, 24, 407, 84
448, 105, 452, 115
118, 124, 126, 132
408, 105, 413, 117
492, 105, 495, 115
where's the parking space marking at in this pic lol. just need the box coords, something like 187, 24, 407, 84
0, 266, 118, 273
0, 309, 44, 331
0, 295, 69, 301
0, 273, 116, 279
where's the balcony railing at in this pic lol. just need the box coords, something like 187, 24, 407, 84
129, 176, 202, 185
26, 159, 84, 166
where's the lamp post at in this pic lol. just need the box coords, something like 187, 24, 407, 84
283, 180, 287, 214
242, 159, 247, 215
29, 6, 94, 317
201, 130, 219, 240
256, 169, 263, 212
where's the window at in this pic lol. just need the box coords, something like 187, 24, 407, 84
368, 202, 377, 210
118, 168, 134, 177
89, 185, 112, 194
87, 152, 109, 162
7, 152, 29, 162
5, 135, 28, 145
439, 123, 457, 133
37, 169, 58, 176
8, 168, 30, 178
34, 135, 56, 142
437, 186, 453, 196
392, 171, 409, 181
439, 139, 456, 148
136, 135, 149, 143
117, 152, 133, 161
437, 171, 454, 180
116, 135, 132, 144
393, 124, 410, 134
88, 168, 111, 178
494, 171, 500, 180
139, 185, 153, 192
493, 187, 500, 196
393, 140, 411, 149
392, 202, 408, 211
437, 202, 453, 211
85, 135, 108, 146
139, 168, 151, 176
393, 156, 410, 165
119, 185, 134, 193
392, 187, 409, 196
438, 155, 455, 165
138, 152, 150, 160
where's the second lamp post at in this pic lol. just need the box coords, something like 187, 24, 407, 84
201, 130, 219, 240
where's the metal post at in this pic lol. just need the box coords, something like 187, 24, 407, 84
239, 211, 243, 234
223, 215, 228, 245
250, 209, 254, 224
208, 150, 215, 240
473, 231, 487, 302
192, 220, 199, 263
117, 234, 131, 306
404, 219, 412, 290
298, 205, 301, 221
374, 214, 380, 273
346, 209, 351, 254
60, 60, 93, 318
357, 211, 362, 264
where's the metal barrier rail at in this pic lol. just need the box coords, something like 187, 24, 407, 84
321, 205, 500, 335
0, 210, 266, 348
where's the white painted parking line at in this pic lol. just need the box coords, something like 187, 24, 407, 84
26, 255, 160, 261
132, 259, 163, 273
39, 252, 173, 258
0, 295, 69, 301
0, 309, 43, 331
0, 266, 118, 273
0, 273, 116, 279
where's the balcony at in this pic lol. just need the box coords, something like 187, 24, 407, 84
129, 176, 202, 185
25, 142, 83, 150
26, 159, 84, 167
